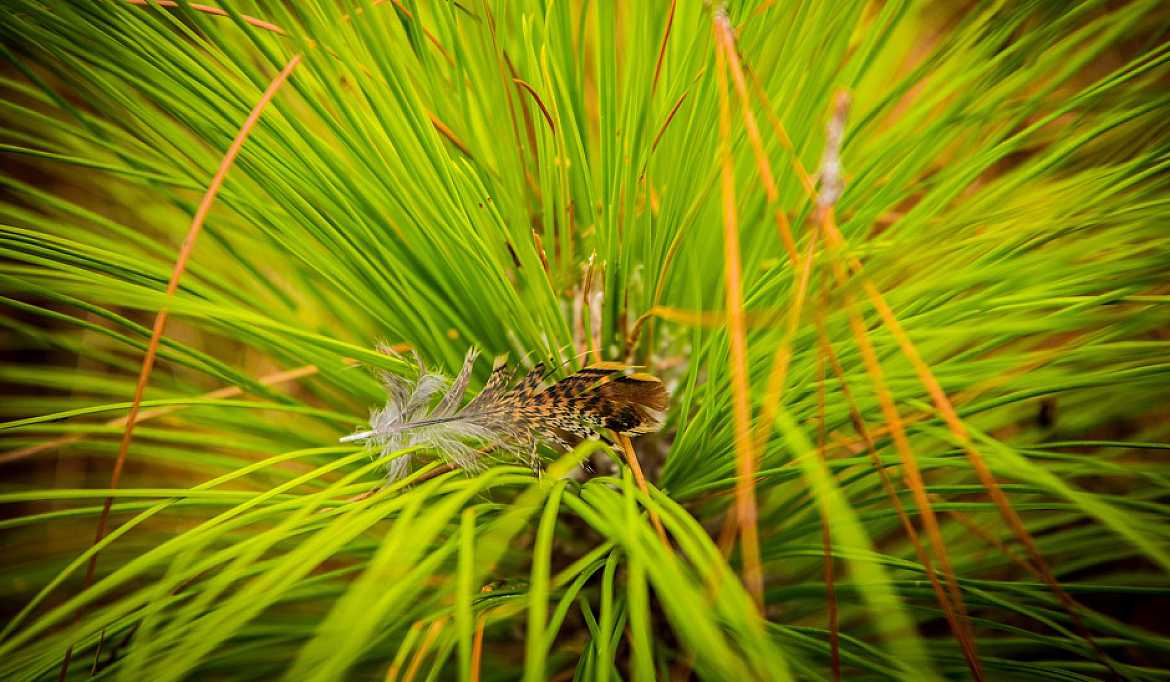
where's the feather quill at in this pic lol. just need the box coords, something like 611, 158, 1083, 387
341, 348, 668, 481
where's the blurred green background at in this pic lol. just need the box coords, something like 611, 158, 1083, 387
1, 1, 1169, 679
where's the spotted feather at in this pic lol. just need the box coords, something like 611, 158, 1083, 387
341, 349, 668, 481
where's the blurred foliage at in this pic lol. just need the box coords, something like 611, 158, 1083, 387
1, 0, 1169, 680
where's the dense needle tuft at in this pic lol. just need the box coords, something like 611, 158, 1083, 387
341, 348, 668, 480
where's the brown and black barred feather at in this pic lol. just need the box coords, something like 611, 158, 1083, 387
341, 349, 668, 481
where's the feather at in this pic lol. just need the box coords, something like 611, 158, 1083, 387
341, 348, 668, 480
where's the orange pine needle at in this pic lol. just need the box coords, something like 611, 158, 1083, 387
828, 251, 983, 680
402, 618, 447, 682
810, 85, 983, 679
513, 78, 556, 135
650, 89, 690, 155
713, 14, 798, 264
470, 612, 488, 682
842, 253, 1116, 674
817, 316, 983, 678
59, 55, 302, 681
651, 0, 676, 94
616, 434, 669, 545
427, 112, 474, 158
713, 14, 764, 610
711, 14, 821, 465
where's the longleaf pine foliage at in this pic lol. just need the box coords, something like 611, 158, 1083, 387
2, 1, 1169, 680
